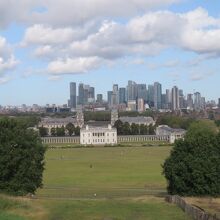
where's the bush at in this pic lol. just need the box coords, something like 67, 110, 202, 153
163, 121, 220, 196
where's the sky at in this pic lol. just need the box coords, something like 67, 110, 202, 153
0, 0, 220, 106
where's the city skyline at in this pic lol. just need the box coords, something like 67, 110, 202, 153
1, 0, 220, 105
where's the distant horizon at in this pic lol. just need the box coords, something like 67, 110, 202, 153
1, 0, 220, 105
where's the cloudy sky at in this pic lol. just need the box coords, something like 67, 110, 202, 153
0, 0, 220, 105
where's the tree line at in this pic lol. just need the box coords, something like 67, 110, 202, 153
114, 120, 155, 135
39, 123, 80, 137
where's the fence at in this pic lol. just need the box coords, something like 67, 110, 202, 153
166, 195, 220, 220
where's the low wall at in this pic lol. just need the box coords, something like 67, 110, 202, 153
42, 136, 80, 144
42, 135, 170, 145
166, 195, 220, 220
118, 135, 169, 143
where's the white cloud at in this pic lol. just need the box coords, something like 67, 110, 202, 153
0, 0, 181, 28
47, 57, 103, 75
0, 37, 19, 73
0, 76, 11, 84
15, 6, 220, 76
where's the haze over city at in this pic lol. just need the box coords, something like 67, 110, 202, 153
0, 0, 220, 105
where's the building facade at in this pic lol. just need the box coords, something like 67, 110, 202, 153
156, 125, 186, 143
80, 125, 117, 145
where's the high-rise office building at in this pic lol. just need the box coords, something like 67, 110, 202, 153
119, 88, 126, 104
153, 82, 162, 110
171, 86, 179, 111
127, 81, 137, 101
148, 85, 154, 107
187, 94, 193, 110
112, 84, 119, 105
137, 84, 147, 101
165, 89, 171, 109
194, 92, 201, 111
69, 82, 76, 108
218, 98, 220, 108
137, 98, 144, 112
107, 91, 113, 106
78, 83, 84, 105
96, 94, 103, 103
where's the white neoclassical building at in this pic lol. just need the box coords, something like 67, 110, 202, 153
156, 125, 186, 143
80, 125, 117, 145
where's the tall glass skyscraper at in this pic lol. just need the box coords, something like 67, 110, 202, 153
69, 82, 76, 108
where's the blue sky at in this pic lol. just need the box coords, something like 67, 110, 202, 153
0, 0, 220, 105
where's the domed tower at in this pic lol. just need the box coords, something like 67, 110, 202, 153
76, 110, 84, 128
111, 109, 118, 126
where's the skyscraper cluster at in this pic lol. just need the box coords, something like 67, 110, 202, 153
68, 81, 207, 112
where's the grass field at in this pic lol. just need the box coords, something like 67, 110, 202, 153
0, 146, 193, 220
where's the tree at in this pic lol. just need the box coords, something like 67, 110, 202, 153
74, 126, 80, 136
0, 117, 46, 195
66, 123, 75, 136
122, 122, 131, 135
149, 124, 155, 135
140, 124, 148, 135
131, 123, 139, 135
114, 120, 123, 135
163, 121, 220, 196
50, 127, 56, 136
56, 126, 65, 136
38, 126, 48, 137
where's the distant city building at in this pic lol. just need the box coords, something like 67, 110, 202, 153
96, 94, 103, 103
156, 125, 186, 143
148, 85, 154, 106
127, 80, 137, 101
80, 125, 117, 145
107, 91, 113, 106
127, 100, 137, 111
69, 82, 76, 109
119, 88, 126, 104
187, 94, 194, 110
194, 92, 201, 111
153, 82, 162, 110
218, 98, 220, 108
137, 98, 145, 112
137, 84, 147, 101
171, 86, 179, 111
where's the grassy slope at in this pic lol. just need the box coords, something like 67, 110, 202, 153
0, 146, 192, 220
37, 147, 170, 198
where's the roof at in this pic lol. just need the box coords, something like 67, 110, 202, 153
81, 125, 117, 132
157, 125, 186, 133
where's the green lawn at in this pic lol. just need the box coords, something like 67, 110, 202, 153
37, 147, 170, 198
0, 146, 192, 220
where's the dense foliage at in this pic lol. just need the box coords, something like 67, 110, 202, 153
0, 117, 46, 195
156, 115, 195, 130
84, 111, 111, 121
163, 121, 220, 196
114, 120, 155, 135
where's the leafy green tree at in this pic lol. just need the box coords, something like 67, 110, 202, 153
163, 121, 220, 196
38, 126, 48, 137
66, 123, 75, 136
149, 124, 155, 135
122, 122, 131, 135
114, 120, 123, 135
140, 124, 148, 135
131, 123, 139, 135
56, 126, 65, 136
50, 127, 56, 136
0, 117, 46, 195
74, 126, 80, 136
